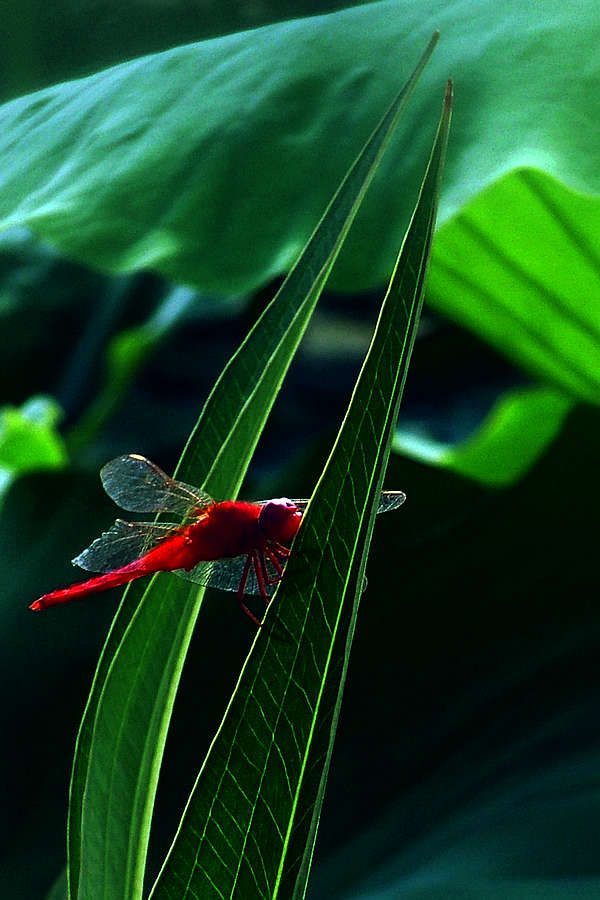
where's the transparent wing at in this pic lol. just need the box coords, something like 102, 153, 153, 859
375, 491, 406, 514
176, 554, 280, 598
100, 454, 213, 516
73, 519, 177, 573
291, 491, 406, 515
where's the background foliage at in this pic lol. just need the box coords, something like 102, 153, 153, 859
0, 1, 599, 898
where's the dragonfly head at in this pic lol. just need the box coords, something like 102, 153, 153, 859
259, 498, 302, 543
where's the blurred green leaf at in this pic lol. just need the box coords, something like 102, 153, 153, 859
428, 170, 600, 403
394, 385, 573, 487
0, 395, 67, 495
0, 1, 597, 297
0, 228, 118, 406
65, 285, 199, 454
67, 39, 439, 900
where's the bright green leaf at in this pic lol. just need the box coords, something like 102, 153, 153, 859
394, 385, 573, 487
428, 170, 600, 404
0, 395, 67, 496
67, 38, 438, 900
149, 80, 452, 900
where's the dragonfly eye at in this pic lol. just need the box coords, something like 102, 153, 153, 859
259, 498, 301, 542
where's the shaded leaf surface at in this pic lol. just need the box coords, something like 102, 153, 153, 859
306, 405, 600, 899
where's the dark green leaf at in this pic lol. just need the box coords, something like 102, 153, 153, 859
306, 405, 600, 900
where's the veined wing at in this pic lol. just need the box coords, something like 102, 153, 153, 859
175, 555, 280, 599
375, 491, 406, 514
291, 490, 406, 515
101, 454, 213, 517
73, 519, 178, 573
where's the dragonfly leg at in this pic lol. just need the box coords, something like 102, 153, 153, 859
253, 547, 297, 643
237, 553, 263, 628
264, 544, 285, 581
253, 550, 268, 598
268, 542, 291, 583
270, 540, 290, 560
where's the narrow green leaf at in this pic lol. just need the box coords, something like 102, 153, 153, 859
149, 81, 452, 900
67, 38, 438, 900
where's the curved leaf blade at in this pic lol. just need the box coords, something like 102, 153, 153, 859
149, 80, 452, 900
394, 385, 573, 487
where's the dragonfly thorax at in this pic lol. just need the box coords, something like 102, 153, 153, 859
258, 498, 302, 543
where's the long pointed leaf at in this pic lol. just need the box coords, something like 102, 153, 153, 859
149, 80, 452, 900
67, 37, 439, 900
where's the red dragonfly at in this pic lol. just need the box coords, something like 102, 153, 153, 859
30, 454, 405, 625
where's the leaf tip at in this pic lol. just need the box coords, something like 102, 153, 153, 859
426, 31, 440, 55
444, 78, 454, 109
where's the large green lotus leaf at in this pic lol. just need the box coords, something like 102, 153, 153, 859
0, 1, 597, 294
427, 169, 600, 404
